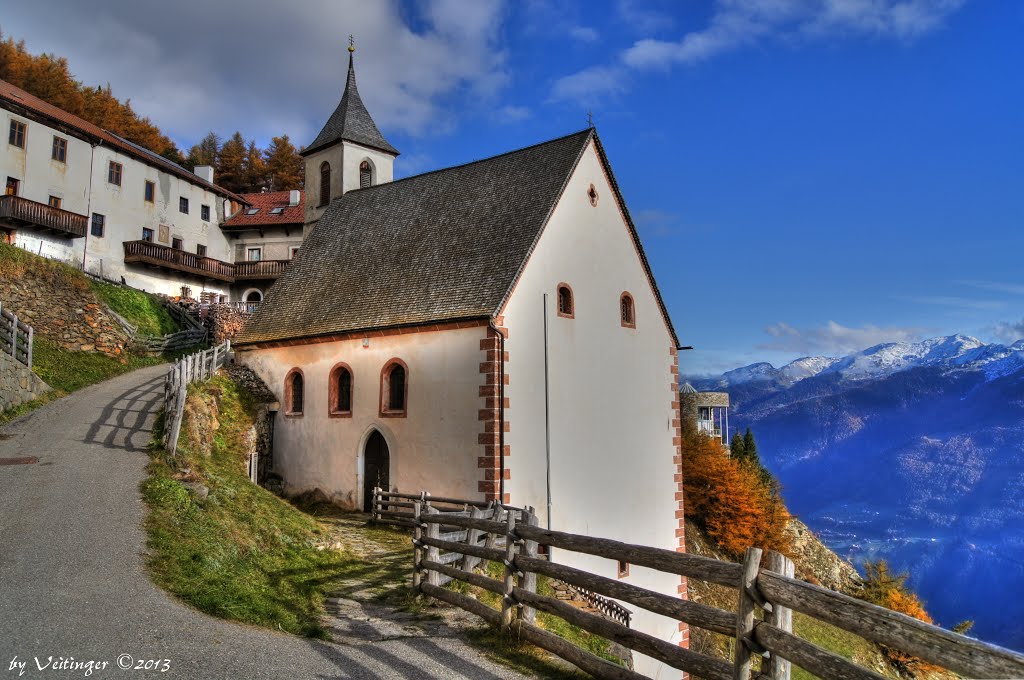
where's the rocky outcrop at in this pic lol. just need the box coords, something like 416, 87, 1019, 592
0, 273, 128, 359
786, 518, 863, 593
0, 350, 49, 410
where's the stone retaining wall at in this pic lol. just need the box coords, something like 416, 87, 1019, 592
0, 279, 128, 359
0, 350, 50, 411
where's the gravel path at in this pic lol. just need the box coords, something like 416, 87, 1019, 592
0, 365, 533, 679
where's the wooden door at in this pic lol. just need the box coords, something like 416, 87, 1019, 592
363, 431, 390, 512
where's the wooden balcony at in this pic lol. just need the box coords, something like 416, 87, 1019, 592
233, 259, 290, 281
123, 240, 235, 283
0, 194, 87, 238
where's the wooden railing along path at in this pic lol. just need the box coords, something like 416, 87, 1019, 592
162, 339, 231, 456
373, 490, 1024, 680
0, 302, 32, 368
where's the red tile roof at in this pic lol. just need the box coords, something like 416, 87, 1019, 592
0, 78, 246, 203
223, 191, 305, 228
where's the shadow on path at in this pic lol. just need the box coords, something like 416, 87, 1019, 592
83, 374, 163, 452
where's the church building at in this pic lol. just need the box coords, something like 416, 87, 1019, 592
233, 49, 688, 675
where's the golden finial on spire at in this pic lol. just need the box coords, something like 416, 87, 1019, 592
348, 35, 355, 53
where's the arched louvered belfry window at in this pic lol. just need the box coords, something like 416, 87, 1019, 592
329, 363, 353, 417
359, 160, 373, 188
620, 292, 635, 328
285, 369, 304, 416
319, 162, 331, 207
380, 359, 408, 417
557, 283, 574, 319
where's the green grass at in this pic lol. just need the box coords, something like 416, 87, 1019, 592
792, 613, 897, 680
0, 337, 169, 426
89, 279, 178, 337
0, 242, 88, 290
143, 375, 349, 638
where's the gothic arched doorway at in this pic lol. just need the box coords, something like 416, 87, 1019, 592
363, 430, 390, 512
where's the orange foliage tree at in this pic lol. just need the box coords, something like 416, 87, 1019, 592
682, 426, 791, 558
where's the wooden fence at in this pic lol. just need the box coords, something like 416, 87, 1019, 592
0, 303, 33, 369
162, 339, 231, 456
381, 492, 1024, 680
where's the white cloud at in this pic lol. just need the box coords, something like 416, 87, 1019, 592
989, 319, 1024, 345
758, 320, 928, 355
958, 280, 1024, 296
897, 295, 1004, 311
495, 105, 532, 123
554, 0, 965, 100
550, 65, 628, 102
1, 0, 509, 148
568, 26, 600, 43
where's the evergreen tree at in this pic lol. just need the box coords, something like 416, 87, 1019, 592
187, 132, 220, 170
264, 135, 304, 191
730, 432, 746, 459
743, 427, 759, 464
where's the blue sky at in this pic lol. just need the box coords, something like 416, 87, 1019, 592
6, 1, 1022, 374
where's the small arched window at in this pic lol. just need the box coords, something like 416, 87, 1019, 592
556, 283, 574, 319
620, 292, 635, 328
329, 363, 353, 417
359, 160, 373, 188
380, 359, 408, 417
319, 162, 331, 207
285, 369, 304, 417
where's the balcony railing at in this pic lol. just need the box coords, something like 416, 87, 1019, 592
233, 259, 289, 280
0, 195, 87, 238
123, 240, 235, 282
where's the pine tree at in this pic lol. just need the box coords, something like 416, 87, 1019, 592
730, 432, 746, 460
743, 428, 759, 464
264, 135, 304, 191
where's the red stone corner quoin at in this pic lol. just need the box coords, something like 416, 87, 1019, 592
670, 344, 690, 651
478, 321, 510, 504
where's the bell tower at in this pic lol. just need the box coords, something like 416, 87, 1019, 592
301, 38, 399, 231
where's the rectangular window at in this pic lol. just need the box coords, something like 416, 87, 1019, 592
5, 177, 19, 196
201, 204, 210, 221
8, 120, 25, 148
247, 247, 262, 262
108, 161, 122, 186
179, 196, 189, 214
144, 180, 155, 203
618, 560, 629, 578
196, 244, 207, 257
91, 213, 105, 238
142, 227, 154, 242
47, 196, 62, 209
290, 246, 300, 259
51, 136, 67, 162
172, 237, 183, 250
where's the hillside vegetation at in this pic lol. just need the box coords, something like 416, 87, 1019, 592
89, 280, 178, 337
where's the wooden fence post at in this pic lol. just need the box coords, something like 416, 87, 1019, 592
520, 505, 540, 625
412, 500, 424, 591
10, 312, 17, 363
371, 486, 381, 521
425, 506, 441, 587
765, 551, 794, 680
734, 547, 763, 680
463, 505, 487, 574
483, 505, 501, 572
501, 507, 518, 631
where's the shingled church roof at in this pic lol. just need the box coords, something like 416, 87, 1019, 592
303, 53, 398, 157
235, 128, 680, 348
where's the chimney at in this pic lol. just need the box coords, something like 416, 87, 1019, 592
194, 165, 214, 183
289, 189, 300, 207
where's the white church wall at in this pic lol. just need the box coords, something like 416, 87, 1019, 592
237, 324, 488, 510
501, 139, 684, 677
340, 140, 394, 194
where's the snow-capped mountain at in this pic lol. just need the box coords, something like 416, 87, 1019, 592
688, 335, 1024, 652
700, 335, 1022, 388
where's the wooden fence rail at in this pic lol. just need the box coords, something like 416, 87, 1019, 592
379, 491, 1024, 680
0, 303, 33, 369
162, 339, 231, 456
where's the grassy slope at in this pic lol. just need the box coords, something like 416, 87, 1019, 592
89, 279, 178, 336
143, 375, 343, 637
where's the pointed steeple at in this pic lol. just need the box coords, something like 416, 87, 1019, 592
304, 46, 398, 157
